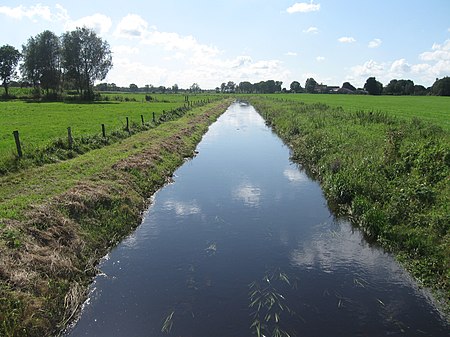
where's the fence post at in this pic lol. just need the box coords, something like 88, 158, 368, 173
152, 112, 156, 123
67, 127, 73, 149
102, 124, 106, 137
13, 130, 22, 158
141, 114, 144, 125
126, 117, 129, 132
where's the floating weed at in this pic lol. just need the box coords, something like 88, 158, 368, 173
353, 278, 367, 288
161, 311, 174, 334
376, 298, 386, 306
205, 242, 217, 256
249, 270, 295, 337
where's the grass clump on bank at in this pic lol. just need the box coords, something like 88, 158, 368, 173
248, 96, 449, 314
0, 98, 232, 337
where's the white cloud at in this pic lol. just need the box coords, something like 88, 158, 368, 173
338, 36, 356, 43
349, 39, 450, 87
390, 58, 411, 76
303, 26, 319, 34
115, 14, 148, 38
419, 39, 450, 61
316, 56, 325, 62
105, 57, 169, 86
285, 51, 298, 56
66, 14, 112, 35
287, 2, 320, 13
112, 13, 291, 88
368, 38, 382, 48
0, 4, 52, 21
112, 45, 140, 55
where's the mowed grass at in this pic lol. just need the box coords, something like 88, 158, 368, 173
0, 93, 216, 161
268, 94, 450, 131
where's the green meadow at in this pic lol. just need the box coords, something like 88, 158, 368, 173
266, 94, 450, 130
0, 93, 219, 173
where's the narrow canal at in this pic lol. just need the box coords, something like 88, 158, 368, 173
67, 102, 448, 337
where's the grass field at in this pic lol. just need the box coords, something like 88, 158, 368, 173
261, 94, 450, 131
0, 93, 221, 171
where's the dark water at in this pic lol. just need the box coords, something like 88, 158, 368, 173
68, 102, 448, 337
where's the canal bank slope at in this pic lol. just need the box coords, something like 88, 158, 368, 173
248, 96, 450, 318
0, 98, 232, 337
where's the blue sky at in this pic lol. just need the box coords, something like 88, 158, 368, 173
1, 0, 449, 89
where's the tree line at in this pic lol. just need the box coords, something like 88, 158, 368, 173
288, 76, 450, 96
216, 80, 283, 94
0, 27, 112, 100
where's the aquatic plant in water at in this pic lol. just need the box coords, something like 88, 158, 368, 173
249, 270, 294, 337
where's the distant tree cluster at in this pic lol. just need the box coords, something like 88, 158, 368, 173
0, 27, 112, 100
217, 80, 283, 94
94, 82, 201, 94
286, 76, 450, 96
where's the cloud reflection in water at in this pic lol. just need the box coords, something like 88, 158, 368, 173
233, 183, 261, 207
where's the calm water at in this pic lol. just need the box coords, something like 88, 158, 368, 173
68, 102, 448, 337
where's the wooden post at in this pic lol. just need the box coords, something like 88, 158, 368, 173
152, 112, 156, 123
13, 130, 22, 158
102, 124, 106, 137
67, 127, 73, 149
141, 114, 144, 125
126, 117, 129, 132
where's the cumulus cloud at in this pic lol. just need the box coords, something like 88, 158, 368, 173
287, 2, 320, 13
390, 58, 411, 76
285, 51, 298, 56
0, 3, 70, 23
419, 39, 450, 61
368, 38, 382, 48
303, 26, 319, 34
112, 13, 291, 88
316, 56, 325, 62
349, 39, 450, 87
338, 36, 356, 43
66, 13, 112, 35
115, 14, 149, 38
0, 4, 52, 21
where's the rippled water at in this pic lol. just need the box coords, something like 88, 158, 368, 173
67, 102, 448, 337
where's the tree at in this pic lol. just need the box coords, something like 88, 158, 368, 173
364, 77, 383, 95
20, 37, 40, 88
172, 84, 179, 93
238, 81, 253, 93
384, 79, 415, 95
342, 82, 356, 91
129, 83, 138, 92
0, 45, 21, 96
413, 84, 428, 96
21, 31, 61, 98
290, 81, 303, 93
61, 27, 112, 100
431, 77, 450, 96
305, 78, 318, 93
226, 81, 236, 93
190, 83, 200, 93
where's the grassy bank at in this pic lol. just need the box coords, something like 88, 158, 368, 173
248, 96, 449, 314
0, 98, 232, 336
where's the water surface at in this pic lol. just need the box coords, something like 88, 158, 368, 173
68, 102, 448, 337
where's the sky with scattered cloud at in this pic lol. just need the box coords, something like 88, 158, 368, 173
0, 0, 449, 89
